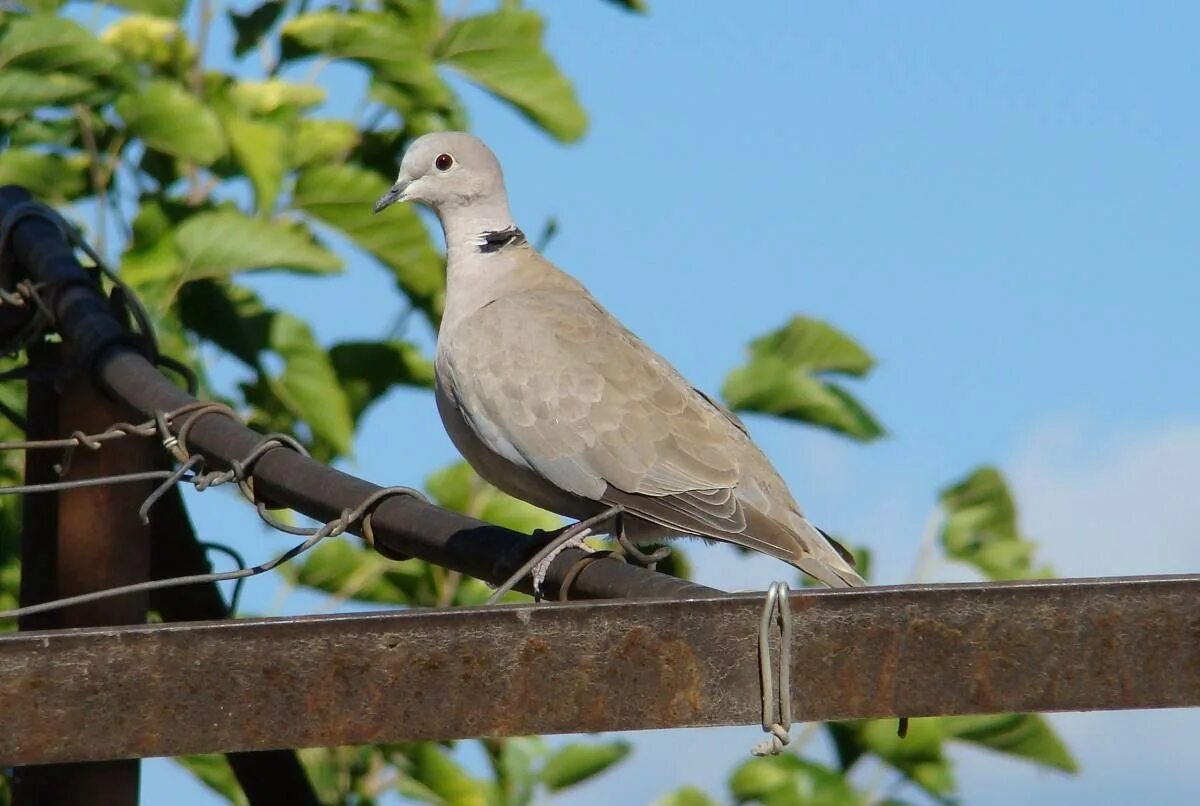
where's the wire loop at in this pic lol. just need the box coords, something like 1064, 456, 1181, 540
752, 581, 794, 756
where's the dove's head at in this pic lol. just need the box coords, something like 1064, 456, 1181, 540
374, 132, 508, 215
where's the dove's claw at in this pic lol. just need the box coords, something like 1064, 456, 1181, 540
531, 529, 597, 598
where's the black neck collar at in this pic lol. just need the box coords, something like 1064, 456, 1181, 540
477, 226, 526, 253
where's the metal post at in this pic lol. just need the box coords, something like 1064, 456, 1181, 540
148, 478, 319, 806
11, 343, 153, 806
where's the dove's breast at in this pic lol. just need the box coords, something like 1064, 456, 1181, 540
434, 348, 598, 521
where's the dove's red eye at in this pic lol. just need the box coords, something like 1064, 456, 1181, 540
435, 153, 454, 171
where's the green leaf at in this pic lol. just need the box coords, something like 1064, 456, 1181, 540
383, 0, 442, 46
436, 10, 587, 142
173, 755, 247, 806
282, 9, 461, 132
179, 281, 353, 455
293, 164, 444, 322
269, 314, 356, 455
745, 317, 875, 376
222, 115, 288, 213
539, 741, 631, 792
101, 15, 193, 73
0, 70, 96, 110
115, 80, 227, 166
288, 540, 414, 604
4, 116, 78, 148
490, 737, 545, 806
939, 466, 1052, 580
722, 359, 884, 440
0, 16, 121, 77
857, 718, 955, 800
118, 198, 193, 302
179, 280, 271, 368
229, 1, 285, 58
227, 79, 326, 116
605, 0, 650, 11
0, 150, 89, 202
281, 11, 437, 86
729, 758, 792, 801
329, 340, 435, 422
654, 787, 719, 806
940, 714, 1077, 773
426, 461, 561, 534
174, 209, 342, 280
110, 0, 188, 15
408, 744, 491, 806
288, 118, 359, 169
722, 316, 884, 441
730, 756, 864, 805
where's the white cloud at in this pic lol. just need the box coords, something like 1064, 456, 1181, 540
1008, 418, 1200, 577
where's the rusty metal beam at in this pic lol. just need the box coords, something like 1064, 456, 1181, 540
1, 574, 1197, 766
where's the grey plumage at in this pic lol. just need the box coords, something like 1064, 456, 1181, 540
375, 132, 864, 588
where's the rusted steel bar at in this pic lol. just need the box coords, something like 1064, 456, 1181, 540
12, 343, 153, 805
0, 185, 717, 602
1, 575, 1197, 766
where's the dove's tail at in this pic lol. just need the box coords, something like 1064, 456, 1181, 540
790, 520, 867, 588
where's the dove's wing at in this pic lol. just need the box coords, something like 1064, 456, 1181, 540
442, 287, 863, 586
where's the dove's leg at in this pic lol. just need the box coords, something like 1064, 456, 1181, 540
486, 505, 625, 604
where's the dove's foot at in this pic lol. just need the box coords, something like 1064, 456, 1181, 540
486, 505, 627, 604
530, 528, 597, 598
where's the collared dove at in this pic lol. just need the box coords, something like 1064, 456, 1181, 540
374, 132, 864, 589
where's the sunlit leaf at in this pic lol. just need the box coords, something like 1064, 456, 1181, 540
437, 10, 587, 142
654, 787, 719, 806
408, 744, 491, 806
289, 118, 359, 169
745, 317, 875, 376
382, 0, 441, 43
228, 78, 326, 116
427, 461, 561, 533
110, 0, 188, 15
489, 737, 546, 806
174, 208, 342, 280
730, 755, 865, 805
0, 16, 121, 77
222, 115, 288, 213
0, 150, 89, 203
0, 70, 96, 109
4, 115, 78, 148
101, 15, 193, 73
281, 10, 448, 113
115, 80, 227, 166
722, 316, 884, 441
293, 163, 444, 322
269, 313, 355, 455
941, 714, 1077, 773
939, 466, 1052, 580
540, 741, 631, 792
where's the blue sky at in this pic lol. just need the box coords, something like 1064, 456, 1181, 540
100, 0, 1200, 803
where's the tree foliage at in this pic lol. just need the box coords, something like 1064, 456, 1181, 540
0, 1, 1075, 804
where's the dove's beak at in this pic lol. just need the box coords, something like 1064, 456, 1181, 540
373, 179, 410, 213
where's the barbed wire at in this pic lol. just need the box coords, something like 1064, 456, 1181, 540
0, 398, 428, 623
